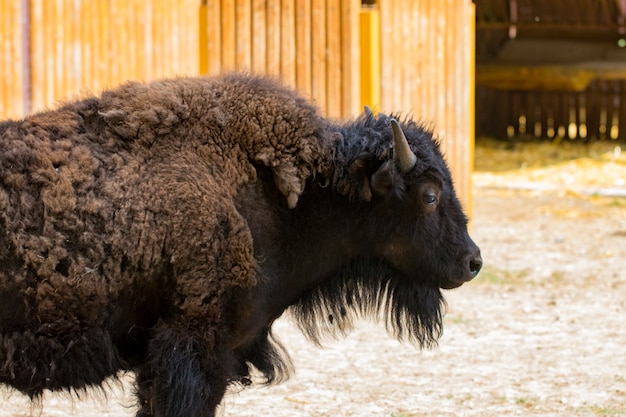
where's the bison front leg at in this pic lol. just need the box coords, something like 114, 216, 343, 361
134, 321, 229, 417
133, 199, 256, 416
133, 181, 257, 416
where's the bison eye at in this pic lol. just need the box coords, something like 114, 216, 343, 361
422, 192, 437, 205
420, 185, 440, 210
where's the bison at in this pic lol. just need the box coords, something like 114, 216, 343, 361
0, 73, 482, 416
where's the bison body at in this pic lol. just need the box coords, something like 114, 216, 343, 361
0, 73, 481, 416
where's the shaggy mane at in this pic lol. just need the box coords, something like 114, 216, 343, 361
289, 258, 446, 349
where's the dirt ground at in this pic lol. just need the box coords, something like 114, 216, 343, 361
2, 140, 626, 417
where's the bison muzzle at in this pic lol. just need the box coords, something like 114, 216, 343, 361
0, 73, 481, 417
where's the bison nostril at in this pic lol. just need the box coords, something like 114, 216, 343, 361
469, 255, 483, 277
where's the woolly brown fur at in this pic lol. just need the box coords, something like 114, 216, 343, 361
0, 73, 334, 412
0, 73, 481, 417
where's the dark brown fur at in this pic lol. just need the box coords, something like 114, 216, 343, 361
0, 73, 481, 417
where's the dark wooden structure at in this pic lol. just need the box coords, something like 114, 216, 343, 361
476, 0, 626, 141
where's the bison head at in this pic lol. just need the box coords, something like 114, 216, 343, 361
291, 109, 481, 348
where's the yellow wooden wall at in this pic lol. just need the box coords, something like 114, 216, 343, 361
379, 1, 476, 212
0, 0, 475, 210
0, 0, 25, 119
199, 0, 361, 118
1, 0, 199, 117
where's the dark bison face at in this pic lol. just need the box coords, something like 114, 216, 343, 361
352, 116, 482, 290
373, 169, 482, 290
291, 113, 481, 348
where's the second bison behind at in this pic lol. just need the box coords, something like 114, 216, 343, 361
0, 73, 482, 417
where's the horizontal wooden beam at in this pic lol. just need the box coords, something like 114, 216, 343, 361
476, 63, 626, 91
477, 22, 625, 33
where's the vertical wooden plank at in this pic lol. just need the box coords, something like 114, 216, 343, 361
44, 0, 55, 105
415, 0, 428, 119
199, 0, 209, 74
266, 0, 281, 75
30, 0, 44, 112
144, 1, 156, 80
325, 1, 341, 117
617, 81, 626, 140
125, 0, 138, 80
379, 0, 396, 111
451, 0, 474, 213
236, 0, 252, 69
16, 0, 26, 116
74, 0, 85, 89
111, 0, 125, 83
395, 0, 406, 112
442, 0, 456, 165
251, 0, 267, 72
62, 0, 74, 96
0, 0, 4, 115
97, 0, 112, 88
134, 0, 148, 80
152, 0, 166, 78
433, 0, 447, 129
311, 0, 326, 113
395, 0, 412, 113
3, 0, 10, 115
152, 0, 166, 77
205, 0, 222, 75
163, 0, 180, 76
2, 0, 8, 115
53, 0, 65, 100
359, 6, 381, 111
466, 1, 476, 215
180, 0, 200, 76
295, 0, 312, 95
79, 0, 93, 92
165, 0, 176, 75
1, 0, 24, 118
341, 0, 360, 118
221, 0, 236, 70
586, 81, 599, 140
43, 0, 55, 102
83, 0, 94, 90
280, 0, 296, 86
0, 0, 6, 116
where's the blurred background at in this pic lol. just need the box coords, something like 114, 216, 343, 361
4, 0, 626, 213
1, 2, 626, 416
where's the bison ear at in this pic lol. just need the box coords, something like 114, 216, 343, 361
370, 160, 399, 197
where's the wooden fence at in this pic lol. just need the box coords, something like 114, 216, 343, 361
0, 0, 475, 210
0, 0, 25, 119
477, 81, 626, 142
379, 1, 476, 210
199, 0, 361, 118
0, 0, 200, 118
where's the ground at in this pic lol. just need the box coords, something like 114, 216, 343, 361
2, 139, 625, 417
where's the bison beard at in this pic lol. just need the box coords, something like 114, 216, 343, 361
0, 73, 481, 417
291, 259, 445, 348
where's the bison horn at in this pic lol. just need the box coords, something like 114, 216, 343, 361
390, 119, 417, 172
